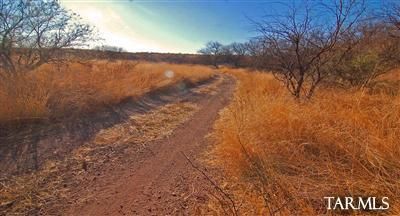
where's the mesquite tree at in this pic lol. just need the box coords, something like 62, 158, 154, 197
255, 0, 365, 98
0, 0, 94, 76
198, 41, 224, 68
224, 42, 248, 67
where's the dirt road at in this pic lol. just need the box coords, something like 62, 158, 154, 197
60, 75, 235, 215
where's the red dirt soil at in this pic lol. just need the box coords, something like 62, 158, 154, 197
59, 75, 235, 215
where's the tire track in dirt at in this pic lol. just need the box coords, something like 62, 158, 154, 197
65, 74, 236, 215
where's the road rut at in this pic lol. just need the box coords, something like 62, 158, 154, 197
66, 75, 236, 215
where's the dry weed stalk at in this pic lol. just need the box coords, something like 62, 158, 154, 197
181, 151, 239, 215
0, 61, 214, 124
209, 68, 400, 215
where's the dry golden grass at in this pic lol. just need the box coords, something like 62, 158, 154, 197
0, 61, 214, 123
0, 102, 199, 214
208, 68, 400, 215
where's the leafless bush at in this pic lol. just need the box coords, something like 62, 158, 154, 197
254, 0, 365, 98
222, 42, 248, 67
198, 41, 224, 68
0, 0, 94, 77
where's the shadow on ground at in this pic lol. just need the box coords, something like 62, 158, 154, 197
0, 76, 218, 177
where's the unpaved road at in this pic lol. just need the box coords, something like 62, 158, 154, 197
64, 75, 236, 215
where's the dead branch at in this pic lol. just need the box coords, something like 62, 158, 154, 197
180, 151, 239, 216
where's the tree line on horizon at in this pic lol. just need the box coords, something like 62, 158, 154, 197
2, 0, 400, 99
198, 0, 400, 98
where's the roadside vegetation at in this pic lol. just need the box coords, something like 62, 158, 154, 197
0, 0, 214, 125
199, 1, 400, 98
0, 61, 214, 124
207, 68, 400, 215
200, 0, 400, 215
2, 0, 400, 215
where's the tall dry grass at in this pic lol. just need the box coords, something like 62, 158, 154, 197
0, 61, 214, 123
209, 68, 400, 215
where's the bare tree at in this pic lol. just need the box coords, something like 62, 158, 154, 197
223, 42, 248, 67
94, 45, 127, 60
244, 39, 270, 69
0, 0, 94, 76
384, 1, 400, 33
198, 41, 223, 68
95, 45, 126, 53
255, 0, 365, 98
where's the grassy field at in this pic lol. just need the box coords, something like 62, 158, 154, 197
208, 68, 400, 215
0, 61, 214, 124
2, 59, 399, 214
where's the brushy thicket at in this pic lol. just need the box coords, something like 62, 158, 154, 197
209, 68, 400, 215
0, 61, 214, 123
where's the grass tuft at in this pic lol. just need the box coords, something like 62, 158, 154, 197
0, 61, 214, 123
209, 68, 400, 215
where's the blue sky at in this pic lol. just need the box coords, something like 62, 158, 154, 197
61, 0, 382, 54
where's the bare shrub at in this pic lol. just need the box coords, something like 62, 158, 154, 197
222, 42, 248, 67
198, 41, 224, 68
0, 0, 94, 76
208, 68, 400, 214
254, 0, 365, 98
